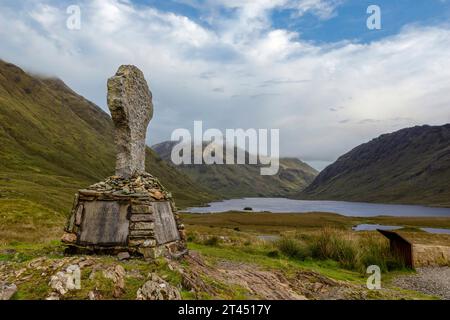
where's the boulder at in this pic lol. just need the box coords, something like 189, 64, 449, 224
103, 265, 126, 298
117, 252, 131, 261
107, 65, 153, 178
136, 273, 181, 300
48, 264, 81, 297
0, 282, 17, 300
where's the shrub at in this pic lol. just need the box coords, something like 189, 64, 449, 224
356, 233, 389, 272
267, 250, 280, 258
276, 228, 407, 273
204, 236, 220, 246
275, 237, 311, 260
308, 228, 357, 269
357, 233, 410, 272
187, 234, 196, 243
385, 255, 406, 271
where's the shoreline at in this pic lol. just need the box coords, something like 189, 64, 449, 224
181, 197, 450, 217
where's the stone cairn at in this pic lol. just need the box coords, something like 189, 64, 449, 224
62, 65, 186, 259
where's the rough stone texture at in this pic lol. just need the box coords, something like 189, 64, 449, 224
48, 264, 81, 297
129, 229, 154, 237
130, 222, 154, 230
103, 265, 126, 298
75, 205, 84, 226
63, 177, 185, 256
153, 201, 180, 244
117, 252, 131, 261
132, 205, 153, 214
130, 214, 154, 222
61, 232, 77, 244
107, 65, 153, 178
136, 273, 181, 300
0, 282, 17, 300
139, 247, 163, 260
129, 239, 157, 247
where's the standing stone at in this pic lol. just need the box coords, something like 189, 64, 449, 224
107, 65, 153, 178
62, 66, 186, 260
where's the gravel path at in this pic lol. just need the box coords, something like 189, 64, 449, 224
393, 267, 450, 299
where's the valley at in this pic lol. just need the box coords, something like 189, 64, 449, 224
0, 60, 449, 300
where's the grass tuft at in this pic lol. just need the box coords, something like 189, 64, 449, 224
275, 228, 408, 273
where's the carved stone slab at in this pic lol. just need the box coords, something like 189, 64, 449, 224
153, 201, 180, 244
79, 201, 130, 245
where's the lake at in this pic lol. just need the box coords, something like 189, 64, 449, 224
183, 198, 450, 217
353, 224, 450, 235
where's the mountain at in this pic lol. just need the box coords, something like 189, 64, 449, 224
152, 140, 318, 198
0, 59, 215, 227
301, 124, 450, 207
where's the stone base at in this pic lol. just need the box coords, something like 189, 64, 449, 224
62, 174, 187, 259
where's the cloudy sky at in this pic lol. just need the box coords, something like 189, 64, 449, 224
1, 0, 450, 170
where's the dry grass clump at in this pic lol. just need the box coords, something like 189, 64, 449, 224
275, 227, 406, 272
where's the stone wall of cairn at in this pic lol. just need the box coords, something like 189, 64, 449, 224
62, 173, 186, 259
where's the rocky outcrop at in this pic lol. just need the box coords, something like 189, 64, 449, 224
103, 265, 126, 298
47, 264, 81, 299
136, 273, 181, 300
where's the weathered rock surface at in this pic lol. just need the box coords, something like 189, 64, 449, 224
0, 282, 17, 300
0, 251, 438, 300
107, 65, 153, 178
48, 264, 81, 298
136, 273, 181, 300
117, 252, 131, 261
177, 251, 383, 300
84, 173, 170, 199
103, 265, 126, 298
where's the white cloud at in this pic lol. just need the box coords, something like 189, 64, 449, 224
292, 0, 344, 20
0, 0, 449, 171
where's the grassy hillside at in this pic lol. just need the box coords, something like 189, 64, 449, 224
152, 141, 318, 198
0, 60, 216, 243
2, 211, 446, 300
300, 125, 450, 207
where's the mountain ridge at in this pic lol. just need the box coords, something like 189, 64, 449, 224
0, 59, 216, 217
152, 140, 318, 198
300, 124, 450, 207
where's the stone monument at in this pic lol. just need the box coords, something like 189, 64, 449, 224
62, 65, 186, 259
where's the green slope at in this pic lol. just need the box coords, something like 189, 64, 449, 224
0, 60, 216, 242
300, 124, 450, 207
152, 141, 318, 198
